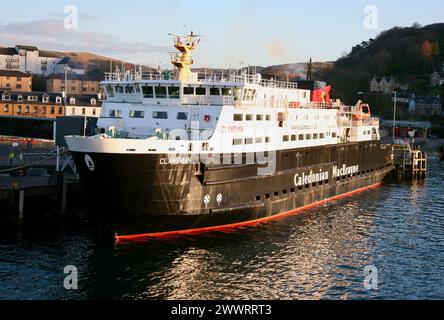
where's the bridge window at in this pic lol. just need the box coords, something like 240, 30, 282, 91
153, 111, 168, 119
222, 88, 233, 96
299, 134, 304, 140
245, 138, 254, 145
320, 133, 325, 139
313, 133, 318, 139
255, 137, 263, 143
265, 114, 271, 121
115, 86, 124, 94
142, 86, 154, 98
306, 134, 312, 140
125, 85, 135, 94
183, 87, 194, 95
210, 88, 220, 96
177, 112, 188, 120
265, 137, 271, 143
168, 86, 180, 99
246, 114, 253, 121
283, 135, 289, 142
291, 135, 297, 141
332, 132, 337, 138
196, 87, 206, 95
256, 114, 264, 121
130, 110, 145, 118
155, 86, 167, 99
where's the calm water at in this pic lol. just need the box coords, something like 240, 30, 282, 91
0, 157, 443, 300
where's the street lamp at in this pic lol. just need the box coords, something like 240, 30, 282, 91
392, 91, 397, 142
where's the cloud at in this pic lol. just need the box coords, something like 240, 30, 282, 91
0, 19, 169, 55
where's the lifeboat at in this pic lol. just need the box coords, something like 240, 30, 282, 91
353, 104, 371, 120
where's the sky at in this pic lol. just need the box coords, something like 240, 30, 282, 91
0, 0, 443, 68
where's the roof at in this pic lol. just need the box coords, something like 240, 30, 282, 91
48, 73, 100, 81
0, 90, 102, 107
381, 120, 432, 129
413, 96, 441, 104
15, 45, 38, 51
0, 47, 18, 56
56, 57, 84, 70
0, 70, 32, 78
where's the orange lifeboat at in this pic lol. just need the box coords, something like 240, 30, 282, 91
353, 104, 371, 121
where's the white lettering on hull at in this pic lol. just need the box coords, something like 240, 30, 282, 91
160, 157, 192, 165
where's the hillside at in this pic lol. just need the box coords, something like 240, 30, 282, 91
321, 23, 444, 100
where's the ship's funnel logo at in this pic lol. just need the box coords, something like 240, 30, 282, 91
84, 154, 95, 171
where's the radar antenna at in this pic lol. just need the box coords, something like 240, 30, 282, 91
169, 31, 202, 81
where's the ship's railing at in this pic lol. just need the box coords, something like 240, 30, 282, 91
104, 71, 172, 82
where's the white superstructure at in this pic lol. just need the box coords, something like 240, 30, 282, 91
66, 33, 380, 156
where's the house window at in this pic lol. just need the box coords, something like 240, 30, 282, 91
17, 95, 23, 102
4, 104, 9, 112
70, 98, 75, 104
152, 111, 168, 119
50, 107, 55, 114
17, 105, 22, 113
81, 108, 86, 115
25, 105, 30, 113
91, 98, 96, 105
92, 109, 96, 116
16, 84, 22, 89
56, 97, 62, 104
71, 108, 75, 115
42, 96, 49, 103
2, 95, 10, 101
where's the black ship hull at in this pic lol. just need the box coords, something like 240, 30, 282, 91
71, 141, 394, 241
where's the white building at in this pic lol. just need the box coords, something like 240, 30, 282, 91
0, 45, 85, 76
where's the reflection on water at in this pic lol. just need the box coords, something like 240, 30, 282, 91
1, 157, 443, 300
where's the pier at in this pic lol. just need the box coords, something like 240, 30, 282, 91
392, 144, 427, 179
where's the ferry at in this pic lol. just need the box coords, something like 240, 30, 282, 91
65, 33, 394, 241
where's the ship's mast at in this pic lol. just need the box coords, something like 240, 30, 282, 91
170, 31, 201, 81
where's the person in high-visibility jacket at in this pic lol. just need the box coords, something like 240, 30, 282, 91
8, 152, 15, 165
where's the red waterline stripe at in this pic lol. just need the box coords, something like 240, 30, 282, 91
115, 182, 382, 243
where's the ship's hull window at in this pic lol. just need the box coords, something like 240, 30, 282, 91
153, 111, 168, 119
177, 112, 188, 120
130, 110, 145, 118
